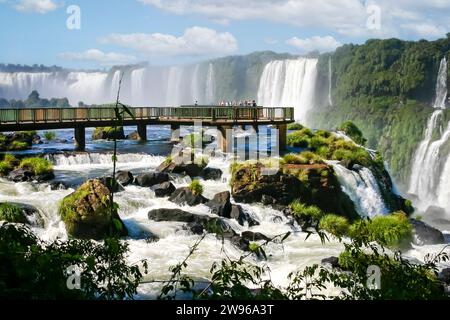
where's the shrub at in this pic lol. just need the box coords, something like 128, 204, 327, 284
338, 121, 367, 146
281, 153, 304, 165
0, 203, 27, 223
0, 162, 12, 176
19, 157, 53, 176
188, 179, 204, 196
290, 201, 324, 221
9, 141, 29, 151
43, 131, 56, 141
287, 128, 314, 147
349, 212, 413, 248
297, 151, 324, 165
319, 214, 350, 238
287, 123, 304, 131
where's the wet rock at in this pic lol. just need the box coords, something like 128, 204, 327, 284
157, 160, 205, 177
321, 256, 340, 269
439, 268, 450, 284
241, 231, 270, 242
152, 182, 176, 197
135, 172, 169, 187
261, 195, 276, 205
99, 176, 124, 193
49, 181, 68, 190
230, 204, 260, 227
8, 168, 33, 182
206, 191, 232, 217
200, 167, 223, 181
58, 179, 128, 240
148, 208, 197, 222
115, 170, 134, 186
338, 159, 354, 170
409, 218, 445, 245
169, 187, 208, 206
0, 202, 43, 227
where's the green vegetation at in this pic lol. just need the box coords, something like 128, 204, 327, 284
287, 122, 304, 131
319, 214, 350, 238
0, 154, 18, 176
290, 201, 325, 221
19, 157, 53, 176
281, 152, 324, 165
287, 128, 314, 147
338, 121, 367, 145
92, 126, 125, 140
188, 179, 204, 196
43, 131, 56, 141
0, 203, 27, 223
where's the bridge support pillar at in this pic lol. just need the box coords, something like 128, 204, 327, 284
277, 124, 287, 151
137, 124, 147, 141
74, 127, 85, 151
170, 124, 180, 143
218, 125, 232, 153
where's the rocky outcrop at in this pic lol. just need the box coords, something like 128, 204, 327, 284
135, 172, 169, 187
92, 127, 125, 140
152, 182, 176, 197
409, 219, 445, 245
200, 167, 223, 181
241, 231, 270, 242
232, 162, 358, 219
0, 132, 36, 151
7, 167, 54, 183
321, 256, 340, 269
115, 170, 134, 186
169, 187, 208, 206
157, 160, 206, 178
58, 179, 128, 240
98, 176, 125, 193
126, 131, 140, 140
0, 202, 43, 227
206, 191, 232, 217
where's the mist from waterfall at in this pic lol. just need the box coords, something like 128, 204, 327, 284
257, 58, 318, 123
0, 63, 217, 107
408, 57, 450, 215
328, 57, 333, 106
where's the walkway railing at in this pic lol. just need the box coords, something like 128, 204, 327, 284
0, 106, 294, 124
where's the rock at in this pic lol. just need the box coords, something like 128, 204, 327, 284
230, 236, 250, 251
321, 256, 340, 269
157, 160, 205, 177
99, 176, 124, 193
32, 135, 41, 144
338, 159, 354, 170
230, 204, 259, 227
261, 195, 276, 205
92, 127, 125, 140
201, 167, 223, 181
35, 171, 55, 182
439, 268, 450, 284
148, 208, 197, 222
49, 181, 68, 190
206, 191, 232, 217
58, 179, 128, 240
8, 168, 33, 182
241, 231, 270, 242
0, 202, 43, 227
352, 164, 364, 172
409, 219, 445, 245
152, 182, 176, 197
169, 187, 208, 206
115, 170, 134, 186
126, 131, 140, 140
135, 172, 169, 187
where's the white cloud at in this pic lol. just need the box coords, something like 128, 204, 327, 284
287, 36, 341, 53
138, 0, 450, 39
99, 26, 238, 57
15, 0, 58, 14
401, 23, 447, 38
58, 49, 136, 65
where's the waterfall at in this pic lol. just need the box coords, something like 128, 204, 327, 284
328, 57, 333, 106
257, 58, 318, 123
408, 57, 450, 215
0, 63, 215, 107
46, 152, 164, 167
330, 162, 389, 218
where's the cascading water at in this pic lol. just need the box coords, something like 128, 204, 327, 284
0, 63, 216, 106
408, 57, 450, 215
328, 57, 333, 106
257, 58, 318, 123
329, 161, 389, 218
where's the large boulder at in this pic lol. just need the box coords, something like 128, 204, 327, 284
115, 171, 134, 186
157, 160, 205, 177
126, 131, 140, 140
169, 187, 208, 206
135, 172, 169, 187
0, 202, 43, 227
409, 219, 445, 245
152, 182, 176, 197
148, 208, 198, 223
201, 167, 223, 181
8, 168, 33, 182
92, 127, 125, 140
241, 231, 270, 242
206, 191, 232, 217
59, 179, 128, 240
98, 176, 125, 193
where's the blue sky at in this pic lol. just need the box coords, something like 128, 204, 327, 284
0, 0, 449, 69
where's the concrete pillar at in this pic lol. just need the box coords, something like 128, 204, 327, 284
170, 124, 180, 143
74, 127, 85, 151
218, 125, 232, 153
278, 124, 287, 151
137, 123, 147, 141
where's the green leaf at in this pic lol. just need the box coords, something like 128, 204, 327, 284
113, 218, 123, 232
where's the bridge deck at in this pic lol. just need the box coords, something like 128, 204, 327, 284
0, 106, 294, 131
